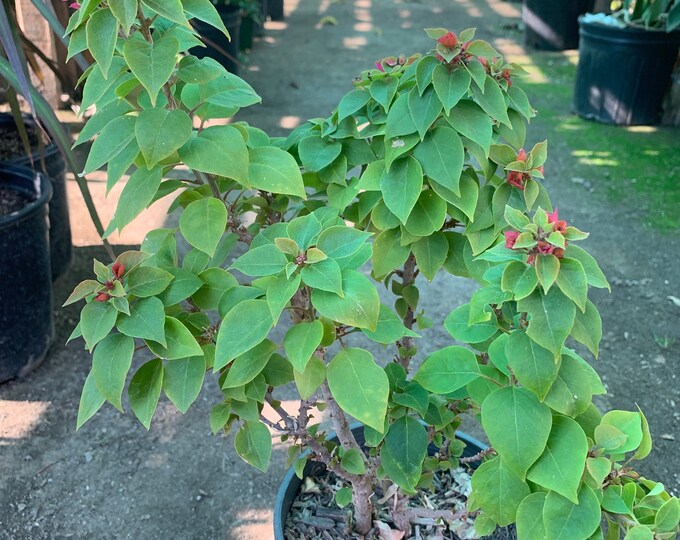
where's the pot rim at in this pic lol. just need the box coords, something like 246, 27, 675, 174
0, 165, 52, 229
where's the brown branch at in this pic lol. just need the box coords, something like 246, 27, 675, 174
460, 447, 496, 464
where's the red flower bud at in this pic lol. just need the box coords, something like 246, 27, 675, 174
374, 61, 385, 72
504, 230, 520, 249
437, 32, 458, 49
507, 170, 526, 190
537, 165, 544, 175
527, 254, 536, 265
553, 248, 565, 259
478, 57, 490, 73
537, 241, 554, 255
547, 208, 559, 223
516, 148, 528, 162
553, 220, 568, 234
112, 262, 125, 279
94, 292, 111, 303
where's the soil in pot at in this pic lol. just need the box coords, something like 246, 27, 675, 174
0, 116, 72, 281
0, 186, 32, 215
284, 466, 517, 540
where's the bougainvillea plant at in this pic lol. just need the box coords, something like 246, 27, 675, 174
65, 2, 680, 538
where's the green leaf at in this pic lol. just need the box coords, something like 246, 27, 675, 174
535, 254, 560, 293
234, 421, 272, 472
223, 340, 277, 388
262, 353, 294, 387
110, 166, 163, 232
82, 115, 136, 175
481, 386, 552, 478
192, 268, 239, 310
301, 258, 343, 295
543, 486, 601, 540
210, 403, 230, 433
182, 0, 230, 37
86, 8, 118, 78
293, 356, 326, 400
471, 75, 511, 126
516, 492, 547, 540
413, 126, 464, 196
518, 289, 575, 359
380, 156, 423, 224
501, 261, 538, 300
527, 416, 588, 503
465, 40, 500, 58
311, 270, 380, 330
179, 125, 249, 184
92, 333, 135, 411
571, 299, 602, 357
338, 88, 371, 120
444, 304, 498, 343
157, 267, 203, 306
369, 75, 398, 110
163, 356, 205, 413
231, 244, 289, 277
128, 358, 164, 430
415, 55, 439, 94
385, 93, 417, 138
471, 457, 531, 526
77, 371, 106, 429
594, 424, 627, 453
81, 301, 118, 350
316, 226, 371, 260
624, 527, 654, 540
179, 198, 227, 257
341, 448, 366, 475
407, 86, 443, 139
371, 228, 410, 278
564, 245, 610, 291
327, 348, 389, 432
543, 353, 594, 418
284, 321, 324, 372
266, 274, 301, 323
414, 346, 480, 394
600, 411, 643, 454
140, 0, 189, 25
147, 317, 203, 359
125, 267, 174, 297
361, 304, 418, 345
445, 100, 492, 152
215, 299, 273, 369
298, 136, 342, 172
404, 189, 447, 237
633, 406, 652, 460
136, 109, 192, 168
109, 0, 137, 34
505, 331, 559, 401
381, 416, 428, 492
432, 65, 470, 115
248, 146, 306, 199
392, 382, 429, 417
123, 35, 180, 106
63, 279, 102, 306
287, 213, 322, 249
556, 258, 588, 311
655, 497, 680, 532
412, 232, 448, 281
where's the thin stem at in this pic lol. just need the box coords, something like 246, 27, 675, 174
396, 253, 417, 371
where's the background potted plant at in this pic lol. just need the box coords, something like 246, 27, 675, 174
0, 0, 107, 382
522, 0, 595, 51
237, 0, 262, 51
64, 2, 680, 538
190, 0, 242, 74
573, 0, 680, 125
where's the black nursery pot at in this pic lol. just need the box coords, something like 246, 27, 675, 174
573, 19, 680, 125
0, 114, 72, 282
273, 426, 488, 539
0, 165, 54, 383
190, 4, 242, 75
523, 0, 595, 50
240, 15, 255, 51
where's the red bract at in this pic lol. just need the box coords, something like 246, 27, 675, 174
374, 61, 385, 72
94, 292, 111, 302
112, 262, 125, 279
553, 220, 568, 233
505, 230, 520, 249
537, 240, 554, 255
502, 68, 512, 87
516, 148, 528, 162
537, 165, 544, 175
547, 208, 559, 223
437, 32, 458, 49
507, 170, 525, 190
553, 248, 565, 259
478, 57, 490, 73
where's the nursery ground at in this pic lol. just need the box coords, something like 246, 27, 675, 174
1, 0, 679, 538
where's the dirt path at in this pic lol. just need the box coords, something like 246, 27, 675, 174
1, 0, 678, 539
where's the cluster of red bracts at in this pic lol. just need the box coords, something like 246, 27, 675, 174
94, 262, 125, 302
62, 0, 80, 9
504, 209, 567, 265
478, 57, 512, 87
506, 148, 544, 190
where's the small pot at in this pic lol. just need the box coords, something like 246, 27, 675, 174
573, 18, 680, 125
190, 4, 242, 75
0, 164, 54, 383
240, 15, 255, 51
523, 0, 595, 51
273, 425, 492, 539
0, 114, 72, 282
268, 0, 284, 21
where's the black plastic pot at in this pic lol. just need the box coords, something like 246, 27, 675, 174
240, 15, 255, 51
0, 165, 54, 383
190, 4, 242, 75
268, 0, 283, 21
0, 114, 72, 281
523, 0, 595, 50
274, 426, 489, 539
573, 19, 680, 125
